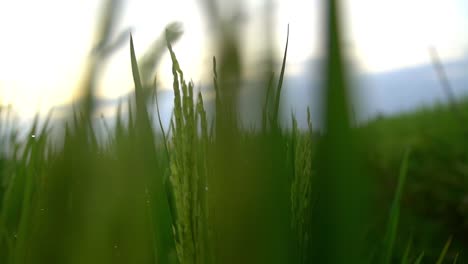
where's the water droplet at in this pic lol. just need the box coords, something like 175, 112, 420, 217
31, 134, 35, 138
205, 186, 208, 191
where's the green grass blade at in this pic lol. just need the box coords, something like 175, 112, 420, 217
153, 78, 170, 162
435, 236, 452, 264
129, 34, 176, 264
382, 147, 411, 264
212, 56, 221, 108
401, 236, 412, 264
130, 34, 145, 108
414, 252, 424, 264
262, 72, 275, 130
312, 0, 369, 263
272, 25, 289, 126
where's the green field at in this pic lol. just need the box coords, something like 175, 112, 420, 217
1, 0, 467, 263
359, 100, 468, 262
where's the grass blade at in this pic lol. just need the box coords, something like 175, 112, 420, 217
312, 0, 370, 263
130, 35, 145, 108
129, 34, 176, 264
272, 25, 289, 127
153, 78, 170, 162
435, 236, 452, 264
401, 236, 412, 264
414, 252, 424, 264
382, 147, 411, 264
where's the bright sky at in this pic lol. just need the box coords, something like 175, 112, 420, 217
0, 0, 467, 117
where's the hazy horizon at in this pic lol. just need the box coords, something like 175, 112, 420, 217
1, 0, 468, 118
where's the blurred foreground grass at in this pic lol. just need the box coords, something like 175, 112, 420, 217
0, 0, 466, 263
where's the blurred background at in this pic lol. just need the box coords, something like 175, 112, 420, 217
1, 0, 468, 123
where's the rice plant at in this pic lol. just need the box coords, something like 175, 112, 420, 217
165, 36, 211, 264
0, 0, 465, 263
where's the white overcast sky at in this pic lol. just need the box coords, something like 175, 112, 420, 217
0, 0, 467, 117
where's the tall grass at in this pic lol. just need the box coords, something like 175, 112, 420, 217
0, 0, 462, 263
382, 148, 411, 264
164, 37, 211, 264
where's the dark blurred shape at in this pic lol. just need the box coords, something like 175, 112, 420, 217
193, 1, 298, 263
429, 46, 467, 131
311, 0, 370, 263
81, 0, 130, 119
140, 22, 183, 88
